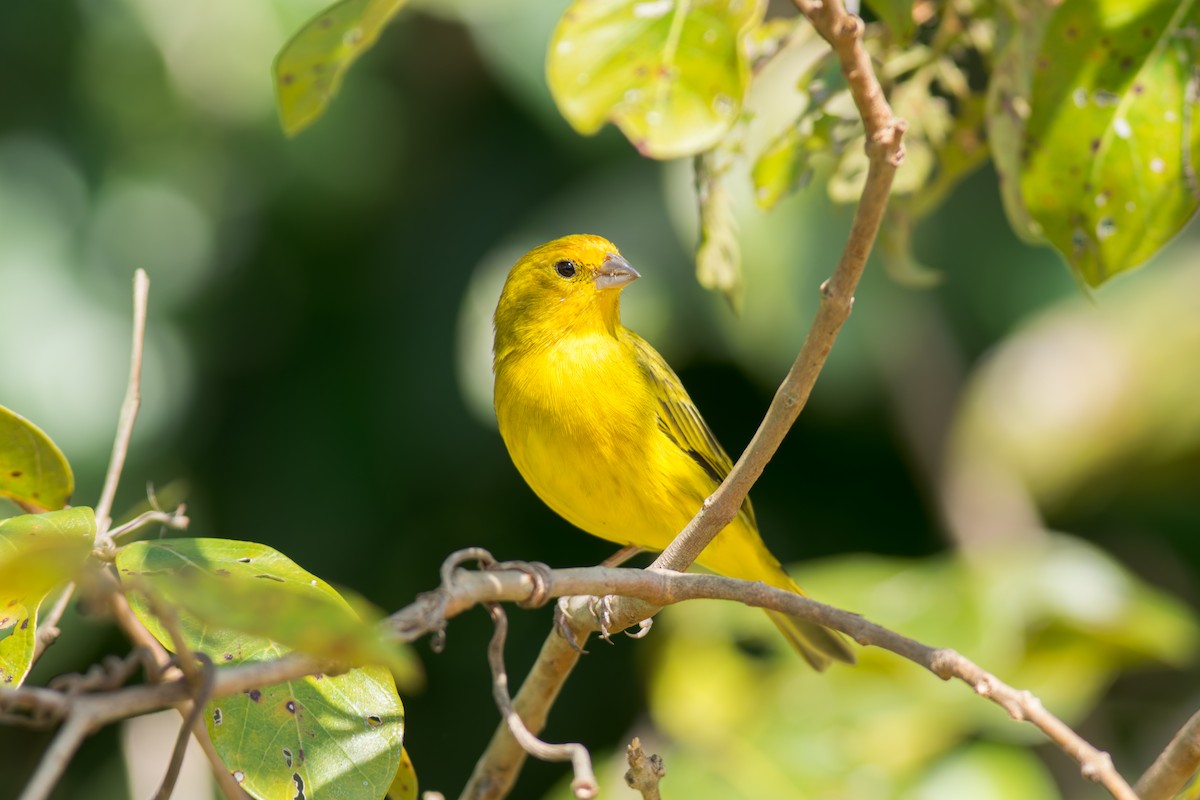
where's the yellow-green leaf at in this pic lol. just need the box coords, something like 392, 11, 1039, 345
0, 405, 73, 512
547, 0, 765, 159
0, 508, 95, 615
274, 0, 411, 136
0, 508, 95, 687
0, 602, 36, 687
387, 747, 419, 800
989, 0, 1200, 286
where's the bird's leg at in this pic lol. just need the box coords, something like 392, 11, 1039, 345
601, 544, 644, 568
554, 597, 590, 653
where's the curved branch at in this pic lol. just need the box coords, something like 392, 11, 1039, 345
1136, 708, 1200, 800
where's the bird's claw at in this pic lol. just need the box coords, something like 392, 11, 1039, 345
554, 597, 589, 654
588, 595, 618, 643
625, 618, 653, 639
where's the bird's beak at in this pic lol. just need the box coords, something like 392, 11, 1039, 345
594, 253, 641, 290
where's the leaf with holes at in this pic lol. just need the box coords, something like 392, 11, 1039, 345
990, 0, 1200, 286
547, 0, 765, 159
0, 405, 73, 512
206, 664, 403, 800
0, 508, 95, 687
274, 0, 412, 136
117, 538, 409, 800
115, 539, 420, 681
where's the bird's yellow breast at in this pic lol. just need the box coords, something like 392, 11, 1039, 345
494, 331, 696, 551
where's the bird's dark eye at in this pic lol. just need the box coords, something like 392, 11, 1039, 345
554, 260, 577, 279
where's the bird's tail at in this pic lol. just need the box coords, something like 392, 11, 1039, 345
764, 608, 856, 671
760, 570, 855, 671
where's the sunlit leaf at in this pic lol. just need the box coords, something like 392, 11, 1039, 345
274, 0, 412, 136
116, 538, 420, 682
0, 405, 73, 512
206, 662, 402, 800
547, 0, 765, 159
0, 508, 95, 615
0, 508, 94, 687
989, 0, 1200, 286
387, 747, 419, 800
744, 26, 846, 209
0, 603, 35, 687
117, 538, 409, 800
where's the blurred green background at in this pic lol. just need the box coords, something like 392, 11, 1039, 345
2, 0, 1199, 798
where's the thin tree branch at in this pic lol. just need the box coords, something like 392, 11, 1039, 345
192, 718, 251, 800
461, 0, 905, 795
6, 563, 1140, 800
396, 562, 1136, 800
95, 269, 150, 542
30, 583, 75, 663
107, 506, 190, 544
483, 603, 597, 799
624, 738, 665, 800
152, 655, 215, 800
17, 713, 90, 800
31, 271, 151, 669
1136, 708, 1200, 800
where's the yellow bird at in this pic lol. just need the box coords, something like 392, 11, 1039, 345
492, 234, 853, 669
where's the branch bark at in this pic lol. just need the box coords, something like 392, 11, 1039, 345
1136, 708, 1200, 800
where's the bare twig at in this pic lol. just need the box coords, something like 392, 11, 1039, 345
107, 506, 190, 544
624, 738, 665, 800
30, 271, 152, 670
31, 583, 75, 663
17, 713, 91, 800
192, 719, 250, 800
483, 604, 597, 799
95, 269, 150, 542
152, 655, 215, 800
1136, 708, 1200, 800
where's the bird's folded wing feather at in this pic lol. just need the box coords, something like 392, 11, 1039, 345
630, 334, 758, 529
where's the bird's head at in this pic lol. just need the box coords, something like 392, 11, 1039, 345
493, 234, 640, 358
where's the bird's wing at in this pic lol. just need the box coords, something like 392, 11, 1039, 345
629, 334, 758, 529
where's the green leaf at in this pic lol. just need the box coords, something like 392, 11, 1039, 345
117, 538, 409, 800
989, 0, 1200, 286
116, 539, 420, 681
207, 662, 402, 800
274, 0, 411, 136
0, 508, 95, 687
547, 0, 765, 159
0, 405, 73, 512
0, 601, 36, 688
864, 0, 916, 45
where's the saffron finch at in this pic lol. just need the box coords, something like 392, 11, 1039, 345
492, 234, 853, 669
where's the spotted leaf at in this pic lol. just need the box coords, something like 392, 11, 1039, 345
548, 0, 765, 159
0, 405, 73, 512
989, 0, 1200, 286
274, 0, 411, 136
117, 538, 411, 800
